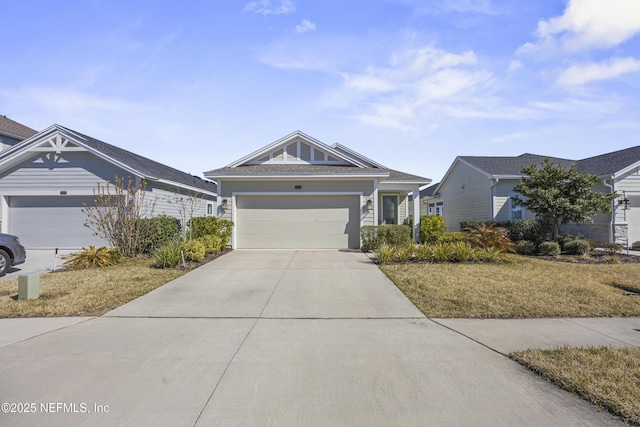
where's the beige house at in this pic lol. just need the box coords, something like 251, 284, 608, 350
204, 131, 430, 249
427, 147, 640, 246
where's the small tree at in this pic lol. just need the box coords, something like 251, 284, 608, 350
512, 159, 617, 240
166, 188, 206, 239
82, 176, 157, 257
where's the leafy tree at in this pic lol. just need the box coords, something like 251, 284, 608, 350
512, 159, 617, 240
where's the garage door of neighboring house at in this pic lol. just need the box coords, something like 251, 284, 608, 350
8, 196, 107, 249
626, 196, 640, 247
235, 195, 361, 249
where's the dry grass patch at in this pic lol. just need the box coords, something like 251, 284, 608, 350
381, 256, 640, 318
0, 259, 187, 318
511, 347, 640, 425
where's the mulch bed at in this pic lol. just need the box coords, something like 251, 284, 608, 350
537, 251, 640, 264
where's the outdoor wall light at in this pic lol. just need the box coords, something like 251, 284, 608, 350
619, 197, 630, 210
365, 199, 373, 211
221, 199, 229, 210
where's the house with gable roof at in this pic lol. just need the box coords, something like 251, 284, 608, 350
0, 124, 217, 249
422, 146, 640, 246
0, 115, 38, 151
204, 131, 430, 249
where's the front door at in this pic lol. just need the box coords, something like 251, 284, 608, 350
382, 195, 398, 225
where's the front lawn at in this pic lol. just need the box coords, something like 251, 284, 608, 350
511, 347, 640, 425
0, 258, 188, 318
381, 255, 640, 318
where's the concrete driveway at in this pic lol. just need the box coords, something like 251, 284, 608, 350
0, 250, 623, 426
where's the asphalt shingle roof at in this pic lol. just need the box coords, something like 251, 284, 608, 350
0, 116, 38, 139
60, 126, 217, 194
419, 183, 440, 198
206, 164, 430, 183
460, 153, 575, 176
576, 146, 640, 176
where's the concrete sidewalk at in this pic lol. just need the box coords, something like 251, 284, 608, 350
0, 250, 626, 426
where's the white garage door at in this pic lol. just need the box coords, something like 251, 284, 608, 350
236, 195, 361, 249
8, 196, 107, 249
627, 196, 640, 247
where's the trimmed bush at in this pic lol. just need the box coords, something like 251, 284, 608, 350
515, 240, 536, 255
133, 215, 182, 254
361, 226, 380, 252
538, 241, 561, 256
360, 225, 412, 252
562, 239, 590, 255
188, 217, 233, 247
198, 235, 222, 254
508, 219, 541, 243
420, 215, 446, 243
152, 240, 183, 269
182, 239, 206, 262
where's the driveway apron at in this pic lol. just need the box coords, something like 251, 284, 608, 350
0, 250, 623, 426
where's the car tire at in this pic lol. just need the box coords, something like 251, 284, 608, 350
0, 249, 9, 276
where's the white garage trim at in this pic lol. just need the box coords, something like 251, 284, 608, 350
231, 192, 364, 249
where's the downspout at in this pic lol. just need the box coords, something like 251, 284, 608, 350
603, 177, 614, 243
490, 178, 499, 220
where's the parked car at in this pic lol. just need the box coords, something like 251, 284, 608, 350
0, 233, 26, 276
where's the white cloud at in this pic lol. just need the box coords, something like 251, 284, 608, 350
244, 0, 295, 15
519, 0, 640, 55
507, 60, 522, 72
393, 0, 499, 15
323, 45, 492, 130
557, 57, 640, 86
295, 19, 316, 34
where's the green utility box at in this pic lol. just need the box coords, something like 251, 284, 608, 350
18, 274, 40, 300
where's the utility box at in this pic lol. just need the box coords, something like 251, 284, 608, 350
18, 274, 40, 300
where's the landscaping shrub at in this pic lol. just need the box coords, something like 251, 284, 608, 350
508, 219, 541, 243
137, 215, 181, 253
476, 247, 504, 263
182, 239, 206, 262
562, 239, 590, 255
360, 226, 380, 252
432, 242, 453, 262
374, 243, 395, 264
188, 217, 233, 246
538, 241, 561, 256
603, 255, 621, 264
437, 232, 472, 245
414, 244, 434, 262
602, 243, 623, 256
152, 240, 183, 269
360, 225, 412, 252
64, 246, 120, 269
515, 240, 536, 255
463, 223, 515, 252
420, 215, 446, 243
198, 235, 222, 254
395, 245, 414, 262
450, 241, 476, 262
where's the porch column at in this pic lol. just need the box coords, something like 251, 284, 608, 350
413, 186, 420, 243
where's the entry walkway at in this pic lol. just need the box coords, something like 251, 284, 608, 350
0, 250, 626, 426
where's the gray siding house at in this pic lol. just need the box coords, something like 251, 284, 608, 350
429, 147, 640, 246
0, 115, 38, 151
205, 131, 430, 249
0, 125, 217, 249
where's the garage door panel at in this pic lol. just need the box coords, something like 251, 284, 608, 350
627, 196, 640, 246
8, 196, 108, 249
236, 195, 360, 249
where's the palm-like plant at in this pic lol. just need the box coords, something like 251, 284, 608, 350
64, 246, 120, 269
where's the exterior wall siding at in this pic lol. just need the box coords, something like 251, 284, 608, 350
0, 151, 126, 193
220, 180, 374, 196
145, 183, 216, 225
439, 162, 492, 231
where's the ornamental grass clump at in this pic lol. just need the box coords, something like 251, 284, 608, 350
64, 246, 121, 270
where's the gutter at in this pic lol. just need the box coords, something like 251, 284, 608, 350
490, 177, 499, 219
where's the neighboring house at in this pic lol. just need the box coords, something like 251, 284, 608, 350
0, 115, 38, 151
409, 182, 442, 217
432, 147, 640, 246
204, 131, 430, 249
0, 124, 217, 249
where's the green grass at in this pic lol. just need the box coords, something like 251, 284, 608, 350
0, 258, 188, 318
511, 347, 640, 425
381, 255, 640, 318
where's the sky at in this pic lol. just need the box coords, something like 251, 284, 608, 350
2, 0, 640, 184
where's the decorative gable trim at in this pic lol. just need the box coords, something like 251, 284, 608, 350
226, 131, 368, 168
331, 143, 387, 169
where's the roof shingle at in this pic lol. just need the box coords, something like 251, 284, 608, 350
0, 116, 38, 139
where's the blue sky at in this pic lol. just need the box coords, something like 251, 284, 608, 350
3, 0, 640, 183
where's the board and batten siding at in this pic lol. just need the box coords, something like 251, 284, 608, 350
439, 162, 492, 231
0, 151, 126, 193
